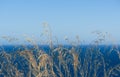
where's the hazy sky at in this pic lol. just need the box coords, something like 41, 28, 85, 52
0, 0, 120, 43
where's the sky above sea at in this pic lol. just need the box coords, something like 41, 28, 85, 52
0, 0, 120, 44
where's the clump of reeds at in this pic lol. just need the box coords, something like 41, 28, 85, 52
0, 24, 120, 77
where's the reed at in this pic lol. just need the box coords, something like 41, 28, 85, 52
0, 25, 120, 77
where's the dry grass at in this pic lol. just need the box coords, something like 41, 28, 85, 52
0, 44, 120, 77
0, 25, 120, 77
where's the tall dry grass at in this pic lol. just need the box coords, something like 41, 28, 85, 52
0, 24, 120, 77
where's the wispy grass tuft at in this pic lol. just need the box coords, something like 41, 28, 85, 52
0, 24, 120, 77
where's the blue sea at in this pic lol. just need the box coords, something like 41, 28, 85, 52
0, 45, 120, 77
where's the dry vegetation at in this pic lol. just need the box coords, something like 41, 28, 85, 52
0, 24, 120, 77
0, 43, 120, 77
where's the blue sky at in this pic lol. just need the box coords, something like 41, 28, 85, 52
0, 0, 120, 44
